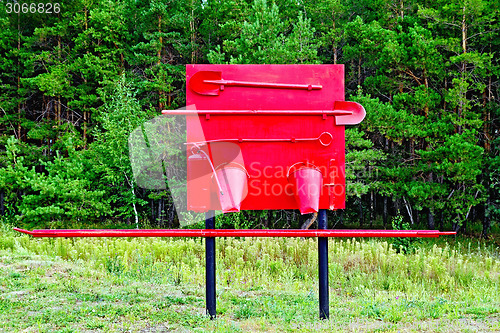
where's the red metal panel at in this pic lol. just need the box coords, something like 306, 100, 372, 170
171, 65, 363, 213
13, 228, 456, 238
190, 114, 344, 211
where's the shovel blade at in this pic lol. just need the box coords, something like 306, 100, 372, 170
189, 71, 222, 96
333, 101, 366, 125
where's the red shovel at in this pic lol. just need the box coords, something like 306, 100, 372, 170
189, 71, 322, 96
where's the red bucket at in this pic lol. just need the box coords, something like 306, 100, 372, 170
214, 164, 248, 213
288, 164, 323, 214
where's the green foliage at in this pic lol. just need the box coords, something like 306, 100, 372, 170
0, 0, 498, 233
18, 155, 109, 226
486, 134, 500, 229
209, 0, 319, 64
345, 127, 385, 198
390, 215, 420, 254
88, 75, 154, 223
0, 136, 109, 226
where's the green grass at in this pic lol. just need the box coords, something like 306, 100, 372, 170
0, 227, 499, 332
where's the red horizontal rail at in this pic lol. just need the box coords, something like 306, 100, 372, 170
161, 110, 353, 115
13, 228, 455, 238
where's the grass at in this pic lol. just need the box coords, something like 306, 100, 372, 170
0, 226, 499, 332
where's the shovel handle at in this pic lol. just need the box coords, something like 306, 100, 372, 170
204, 79, 322, 91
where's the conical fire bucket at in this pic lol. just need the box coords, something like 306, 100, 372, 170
214, 163, 248, 213
287, 163, 323, 214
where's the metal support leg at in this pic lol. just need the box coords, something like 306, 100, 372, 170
318, 209, 329, 319
205, 211, 216, 319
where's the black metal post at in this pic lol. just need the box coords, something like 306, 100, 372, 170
318, 209, 329, 319
205, 211, 216, 319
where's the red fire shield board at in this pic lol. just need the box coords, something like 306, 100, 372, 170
165, 64, 365, 213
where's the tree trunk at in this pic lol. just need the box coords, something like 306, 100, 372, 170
150, 194, 155, 224
358, 197, 364, 227
301, 212, 317, 229
131, 185, 139, 229
83, 8, 89, 147
369, 191, 374, 228
158, 195, 164, 227
332, 8, 337, 64
157, 15, 162, 65
17, 11, 21, 140
358, 56, 362, 86
57, 97, 61, 126
461, 6, 467, 56
125, 174, 139, 228
83, 110, 88, 147
457, 5, 468, 135
428, 208, 435, 229
482, 196, 491, 238
158, 15, 165, 110
190, 0, 196, 63
403, 197, 414, 225
394, 198, 401, 216
169, 198, 176, 228
57, 33, 62, 126
383, 196, 388, 228
0, 191, 4, 216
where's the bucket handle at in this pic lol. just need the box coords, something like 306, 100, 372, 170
213, 162, 250, 178
286, 162, 323, 181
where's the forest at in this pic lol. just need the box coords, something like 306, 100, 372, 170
0, 0, 498, 236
